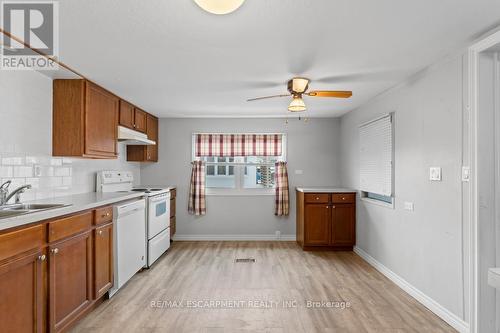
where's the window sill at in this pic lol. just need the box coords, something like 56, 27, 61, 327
206, 189, 275, 196
360, 197, 395, 209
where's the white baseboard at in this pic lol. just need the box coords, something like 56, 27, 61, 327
354, 246, 469, 333
173, 234, 296, 241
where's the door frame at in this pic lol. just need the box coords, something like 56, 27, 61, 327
467, 28, 500, 333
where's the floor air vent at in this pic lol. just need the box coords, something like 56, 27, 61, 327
235, 258, 256, 263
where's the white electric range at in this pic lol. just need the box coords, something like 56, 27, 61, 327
96, 171, 172, 268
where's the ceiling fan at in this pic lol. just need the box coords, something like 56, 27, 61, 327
246, 77, 352, 112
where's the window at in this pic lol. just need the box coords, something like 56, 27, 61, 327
359, 114, 394, 206
192, 133, 286, 195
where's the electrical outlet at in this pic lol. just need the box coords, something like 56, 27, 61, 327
294, 170, 303, 175
462, 166, 470, 182
429, 167, 442, 181
34, 165, 41, 177
404, 202, 414, 211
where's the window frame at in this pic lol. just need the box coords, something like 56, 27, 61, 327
192, 133, 287, 196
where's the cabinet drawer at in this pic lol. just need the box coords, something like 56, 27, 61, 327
332, 193, 356, 204
94, 206, 113, 225
0, 225, 44, 262
305, 193, 329, 204
48, 211, 93, 243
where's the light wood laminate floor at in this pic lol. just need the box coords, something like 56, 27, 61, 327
72, 241, 456, 333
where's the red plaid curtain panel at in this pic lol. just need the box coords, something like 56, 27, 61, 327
195, 134, 282, 157
188, 161, 206, 215
275, 161, 289, 216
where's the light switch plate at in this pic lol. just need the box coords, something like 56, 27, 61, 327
429, 167, 442, 181
294, 170, 303, 175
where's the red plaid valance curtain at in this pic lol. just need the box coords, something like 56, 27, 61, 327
275, 161, 289, 216
188, 161, 206, 216
194, 134, 283, 157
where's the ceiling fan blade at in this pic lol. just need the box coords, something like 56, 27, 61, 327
247, 94, 291, 102
306, 91, 352, 98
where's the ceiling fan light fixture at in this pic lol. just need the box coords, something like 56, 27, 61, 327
194, 0, 245, 15
288, 97, 306, 112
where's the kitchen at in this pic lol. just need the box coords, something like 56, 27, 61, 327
1, 1, 500, 332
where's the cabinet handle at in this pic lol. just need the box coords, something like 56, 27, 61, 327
325, 206, 329, 209
102, 212, 110, 218
332, 206, 336, 209
315, 197, 319, 200
342, 197, 346, 200
38, 254, 46, 261
51, 248, 59, 255
98, 230, 103, 235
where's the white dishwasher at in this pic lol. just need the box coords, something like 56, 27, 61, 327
108, 199, 146, 297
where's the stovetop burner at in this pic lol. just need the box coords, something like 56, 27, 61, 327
132, 189, 148, 192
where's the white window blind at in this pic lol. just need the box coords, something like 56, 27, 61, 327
359, 114, 393, 197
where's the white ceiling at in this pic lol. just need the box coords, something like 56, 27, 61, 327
54, 0, 500, 118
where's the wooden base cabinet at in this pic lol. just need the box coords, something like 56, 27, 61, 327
0, 205, 115, 333
170, 188, 176, 239
0, 251, 44, 333
49, 232, 93, 332
296, 191, 356, 250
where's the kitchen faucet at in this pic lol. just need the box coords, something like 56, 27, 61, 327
0, 180, 11, 205
4, 184, 32, 204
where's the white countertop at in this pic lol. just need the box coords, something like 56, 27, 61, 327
0, 191, 146, 231
296, 187, 357, 193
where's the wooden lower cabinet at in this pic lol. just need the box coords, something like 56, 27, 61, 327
94, 223, 113, 299
0, 204, 115, 332
331, 203, 355, 246
296, 190, 356, 250
170, 188, 176, 239
304, 204, 330, 245
49, 231, 93, 332
0, 250, 44, 333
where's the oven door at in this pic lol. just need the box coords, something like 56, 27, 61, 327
147, 193, 170, 239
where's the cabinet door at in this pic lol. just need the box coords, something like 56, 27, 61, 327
94, 223, 113, 299
331, 204, 355, 246
85, 83, 119, 158
119, 100, 135, 129
0, 251, 44, 333
304, 204, 331, 245
134, 108, 147, 133
49, 232, 92, 332
146, 114, 158, 161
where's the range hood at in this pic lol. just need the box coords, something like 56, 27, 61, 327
117, 126, 156, 145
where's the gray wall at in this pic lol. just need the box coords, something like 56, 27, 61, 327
140, 118, 341, 238
339, 54, 466, 319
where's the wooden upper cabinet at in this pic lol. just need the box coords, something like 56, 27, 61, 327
146, 114, 158, 161
0, 251, 44, 333
53, 80, 118, 159
119, 101, 147, 133
119, 100, 135, 129
127, 113, 159, 162
134, 108, 147, 133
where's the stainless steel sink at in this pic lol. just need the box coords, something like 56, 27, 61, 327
2, 203, 69, 211
0, 210, 29, 218
0, 203, 71, 219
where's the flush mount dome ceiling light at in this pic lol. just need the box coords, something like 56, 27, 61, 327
194, 0, 245, 15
